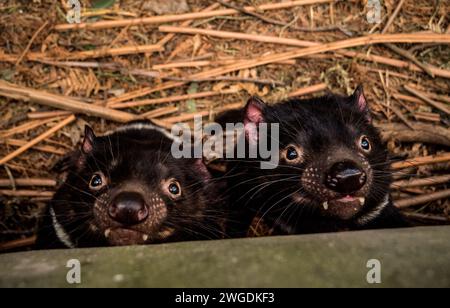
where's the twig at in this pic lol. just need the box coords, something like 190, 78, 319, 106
392, 175, 450, 189
216, 0, 351, 35
66, 44, 163, 59
384, 100, 415, 130
426, 93, 450, 104
28, 110, 72, 119
414, 112, 441, 122
0, 230, 35, 236
23, 57, 295, 73
0, 115, 76, 165
395, 91, 450, 107
44, 138, 72, 150
404, 85, 450, 115
392, 93, 425, 105
157, 3, 221, 48
139, 107, 179, 120
108, 24, 131, 49
377, 70, 415, 130
395, 189, 450, 209
0, 190, 55, 197
153, 60, 215, 70
0, 80, 136, 123
288, 83, 327, 97
381, 0, 406, 34
360, 66, 411, 79
53, 0, 335, 31
4, 44, 163, 62
163, 102, 243, 124
0, 236, 37, 252
153, 59, 294, 70
109, 89, 238, 109
1, 113, 28, 129
15, 21, 49, 66
149, 118, 173, 130
385, 44, 435, 78
131, 69, 285, 86
31, 59, 119, 69
402, 212, 450, 223
109, 33, 450, 104
380, 0, 434, 77
107, 81, 185, 106
377, 122, 450, 147
0, 117, 62, 139
4, 139, 65, 155
391, 152, 450, 170
3, 165, 15, 191
160, 75, 284, 86
0, 178, 57, 187
159, 25, 317, 47
341, 50, 450, 79
192, 33, 450, 80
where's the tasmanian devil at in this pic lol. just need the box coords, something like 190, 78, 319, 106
216, 85, 408, 236
36, 122, 225, 249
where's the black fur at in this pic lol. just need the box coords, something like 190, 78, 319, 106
216, 87, 408, 236
36, 122, 226, 249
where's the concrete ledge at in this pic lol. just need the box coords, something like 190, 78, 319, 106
0, 226, 449, 288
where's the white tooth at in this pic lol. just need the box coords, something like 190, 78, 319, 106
358, 197, 365, 204
323, 201, 329, 210
104, 229, 111, 238
142, 234, 149, 241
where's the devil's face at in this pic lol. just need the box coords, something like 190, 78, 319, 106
50, 124, 220, 247
242, 87, 391, 222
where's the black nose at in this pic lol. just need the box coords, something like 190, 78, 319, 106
108, 192, 149, 225
325, 161, 367, 194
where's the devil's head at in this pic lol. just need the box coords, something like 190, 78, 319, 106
241, 86, 391, 223
49, 122, 221, 247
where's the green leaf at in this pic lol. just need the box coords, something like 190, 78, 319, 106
186, 83, 198, 112
187, 82, 198, 94
92, 0, 116, 9
186, 100, 197, 112
1, 69, 14, 82
82, 44, 96, 51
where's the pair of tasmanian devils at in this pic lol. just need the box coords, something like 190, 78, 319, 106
36, 85, 408, 249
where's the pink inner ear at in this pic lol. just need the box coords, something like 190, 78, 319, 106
82, 137, 93, 154
246, 103, 264, 124
357, 92, 367, 112
244, 100, 264, 146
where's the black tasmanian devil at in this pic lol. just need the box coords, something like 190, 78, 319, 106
36, 122, 226, 249
217, 86, 408, 236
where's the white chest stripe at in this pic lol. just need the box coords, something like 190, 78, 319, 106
356, 194, 390, 226
50, 206, 75, 248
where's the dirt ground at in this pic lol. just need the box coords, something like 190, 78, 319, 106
0, 0, 449, 251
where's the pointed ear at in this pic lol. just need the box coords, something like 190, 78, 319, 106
352, 85, 372, 122
244, 96, 266, 145
244, 96, 265, 124
82, 125, 96, 154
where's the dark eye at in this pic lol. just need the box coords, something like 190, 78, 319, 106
168, 182, 181, 196
89, 173, 105, 190
360, 136, 371, 152
286, 147, 299, 161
